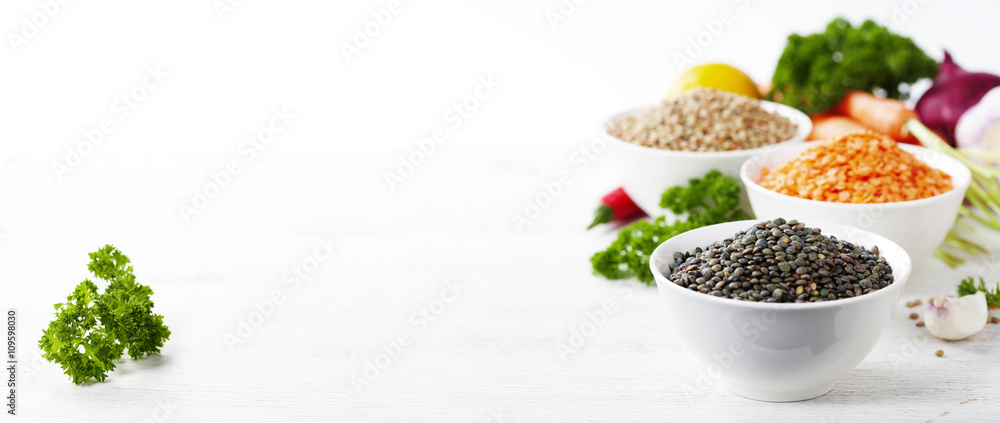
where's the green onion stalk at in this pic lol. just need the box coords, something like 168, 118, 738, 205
904, 119, 1000, 267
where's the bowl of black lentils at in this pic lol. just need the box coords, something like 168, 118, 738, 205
649, 218, 911, 402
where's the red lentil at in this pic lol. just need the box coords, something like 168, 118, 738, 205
760, 132, 953, 203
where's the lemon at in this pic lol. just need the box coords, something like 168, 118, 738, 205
665, 64, 762, 100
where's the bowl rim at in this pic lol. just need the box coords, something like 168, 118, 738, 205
650, 219, 912, 311
739, 142, 973, 210
603, 100, 812, 158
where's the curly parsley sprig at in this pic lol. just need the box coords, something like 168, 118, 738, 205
39, 245, 170, 385
590, 170, 752, 285
769, 18, 938, 115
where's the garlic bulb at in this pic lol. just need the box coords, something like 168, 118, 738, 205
924, 292, 987, 340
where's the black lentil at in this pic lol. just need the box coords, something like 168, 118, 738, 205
667, 218, 894, 303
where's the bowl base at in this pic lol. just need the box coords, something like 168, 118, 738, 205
725, 379, 837, 402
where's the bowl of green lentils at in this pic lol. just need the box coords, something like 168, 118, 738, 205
649, 218, 911, 402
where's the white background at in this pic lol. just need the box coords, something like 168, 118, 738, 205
1, 1, 999, 422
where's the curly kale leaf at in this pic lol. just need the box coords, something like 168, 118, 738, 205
770, 18, 938, 115
591, 170, 751, 285
39, 245, 170, 384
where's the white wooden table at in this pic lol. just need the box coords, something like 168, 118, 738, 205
4, 147, 999, 422
2, 1, 999, 421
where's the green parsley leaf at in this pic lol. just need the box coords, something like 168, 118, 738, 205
770, 18, 938, 115
38, 245, 170, 384
591, 170, 752, 285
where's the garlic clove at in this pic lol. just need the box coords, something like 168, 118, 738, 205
924, 292, 987, 341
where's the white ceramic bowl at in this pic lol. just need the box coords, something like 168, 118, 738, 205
650, 220, 911, 402
606, 101, 811, 217
740, 143, 972, 264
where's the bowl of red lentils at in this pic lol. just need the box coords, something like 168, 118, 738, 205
606, 88, 811, 217
740, 132, 972, 263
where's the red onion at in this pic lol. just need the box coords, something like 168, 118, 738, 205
915, 51, 1000, 145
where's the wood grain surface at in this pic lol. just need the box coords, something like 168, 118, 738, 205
3, 150, 997, 422
2, 1, 999, 421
